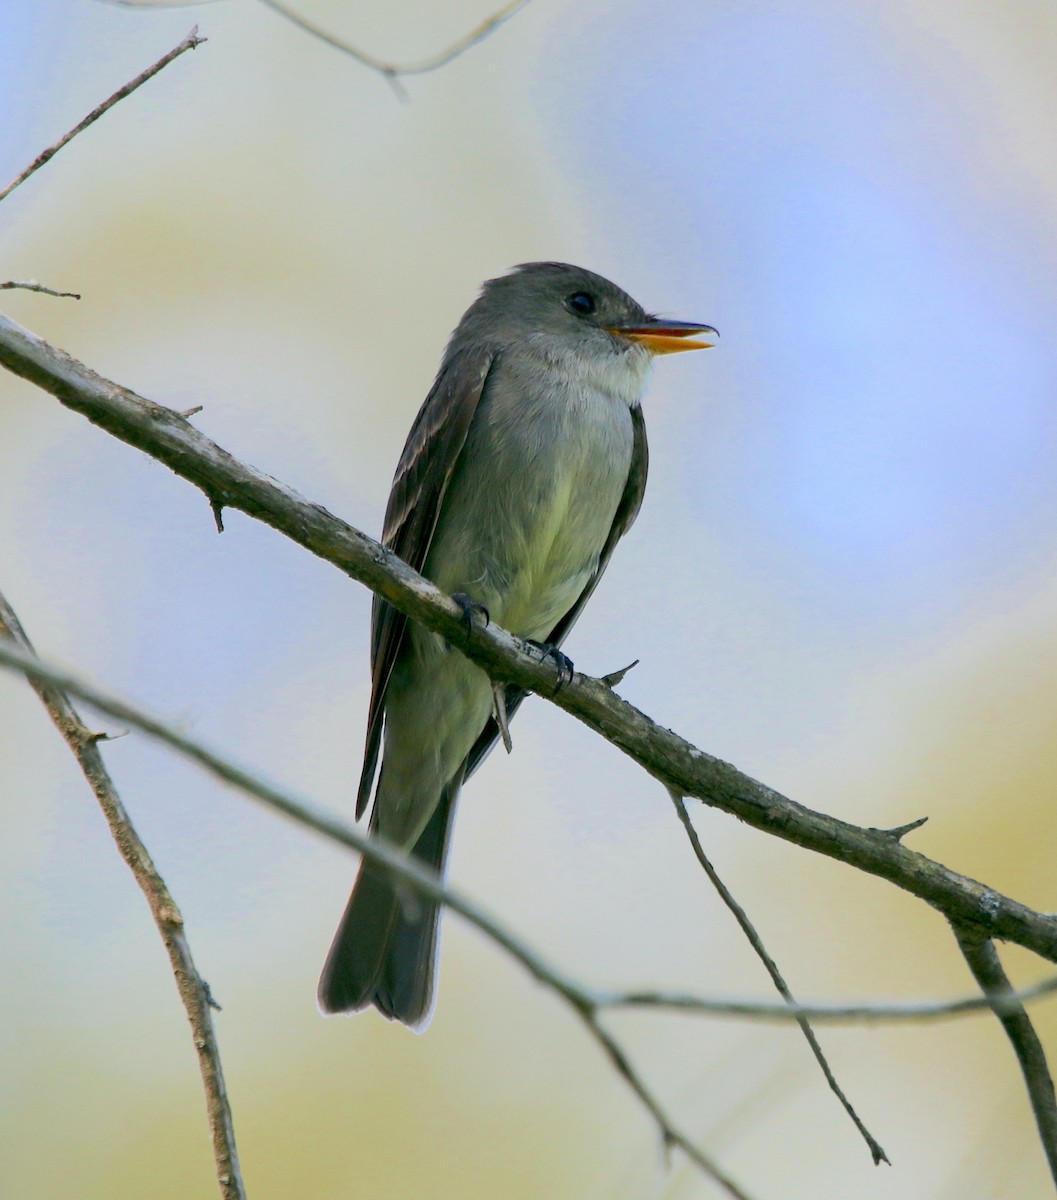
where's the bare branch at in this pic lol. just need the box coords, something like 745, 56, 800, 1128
254, 0, 532, 99
602, 975, 1057, 1023
0, 594, 246, 1200
0, 280, 81, 299
671, 792, 887, 1165
0, 27, 205, 205
955, 927, 1057, 1186
0, 637, 747, 1198
2, 311, 1057, 969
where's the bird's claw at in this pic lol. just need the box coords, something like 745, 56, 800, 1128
528, 641, 575, 691
451, 593, 490, 637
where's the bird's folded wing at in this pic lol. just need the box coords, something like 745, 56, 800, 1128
356, 345, 498, 818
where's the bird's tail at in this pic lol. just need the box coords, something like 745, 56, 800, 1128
317, 783, 458, 1028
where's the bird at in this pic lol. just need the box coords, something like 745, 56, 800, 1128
318, 262, 716, 1026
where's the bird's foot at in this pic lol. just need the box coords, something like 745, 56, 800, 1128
451, 593, 490, 637
528, 641, 575, 691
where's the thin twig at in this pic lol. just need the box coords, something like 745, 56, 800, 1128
254, 0, 531, 99
2, 311, 1057, 972
0, 640, 747, 1199
601, 974, 1057, 1023
0, 280, 81, 299
671, 792, 888, 1166
0, 594, 245, 1200
0, 27, 205, 205
955, 926, 1057, 1187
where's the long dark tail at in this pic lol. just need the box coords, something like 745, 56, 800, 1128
317, 784, 458, 1027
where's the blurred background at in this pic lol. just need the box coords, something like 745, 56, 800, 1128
3, 1, 1057, 1195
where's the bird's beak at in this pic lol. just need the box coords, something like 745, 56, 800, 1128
605, 318, 719, 355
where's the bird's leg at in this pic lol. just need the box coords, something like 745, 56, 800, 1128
491, 682, 514, 753
451, 593, 490, 637
527, 640, 575, 692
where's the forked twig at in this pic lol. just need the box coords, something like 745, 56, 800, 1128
254, 0, 531, 99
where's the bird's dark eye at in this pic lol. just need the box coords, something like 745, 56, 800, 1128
565, 291, 596, 316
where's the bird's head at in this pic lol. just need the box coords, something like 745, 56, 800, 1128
453, 262, 717, 392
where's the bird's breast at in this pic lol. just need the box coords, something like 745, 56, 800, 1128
425, 366, 637, 641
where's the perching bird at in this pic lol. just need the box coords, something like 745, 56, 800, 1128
318, 262, 716, 1026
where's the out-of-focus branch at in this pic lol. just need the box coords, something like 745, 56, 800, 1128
0, 594, 246, 1200
955, 927, 1057, 1186
0, 27, 205, 205
254, 0, 532, 99
0, 638, 747, 1199
3, 310, 1057, 969
574, 1011, 751, 1197
671, 791, 887, 1165
3, 626, 1055, 1035
601, 975, 1057, 1023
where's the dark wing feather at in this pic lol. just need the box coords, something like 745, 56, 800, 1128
462, 402, 649, 780
356, 345, 497, 817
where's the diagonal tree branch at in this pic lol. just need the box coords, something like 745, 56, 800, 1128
0, 593, 246, 1200
955, 927, 1057, 1186
3, 310, 1057, 968
0, 28, 205, 206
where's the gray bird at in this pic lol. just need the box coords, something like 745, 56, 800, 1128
318, 262, 716, 1026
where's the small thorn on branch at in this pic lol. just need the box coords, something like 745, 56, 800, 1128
209, 497, 225, 534
601, 659, 639, 687
878, 816, 929, 842
178, 405, 204, 419
383, 71, 409, 103
88, 728, 128, 744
